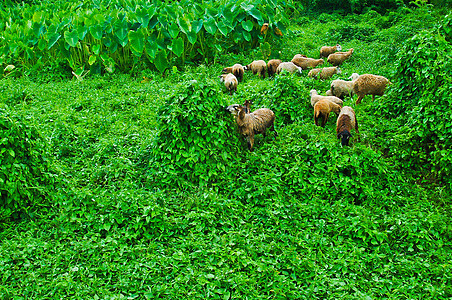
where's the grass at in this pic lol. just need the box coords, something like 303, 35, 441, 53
1, 5, 452, 299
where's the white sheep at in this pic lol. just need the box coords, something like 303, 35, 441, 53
276, 62, 302, 75
309, 89, 344, 108
329, 73, 360, 100
219, 73, 238, 95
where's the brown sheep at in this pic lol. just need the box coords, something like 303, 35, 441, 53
291, 55, 324, 70
320, 44, 342, 58
267, 59, 282, 77
310, 89, 344, 107
232, 105, 277, 151
353, 74, 392, 104
276, 62, 302, 74
219, 73, 238, 95
336, 106, 359, 146
313, 99, 342, 127
327, 48, 354, 66
245, 60, 267, 79
308, 66, 341, 80
222, 64, 245, 82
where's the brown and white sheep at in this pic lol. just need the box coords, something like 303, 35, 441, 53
276, 62, 302, 74
320, 44, 342, 58
219, 73, 238, 95
353, 74, 392, 104
310, 89, 344, 107
329, 73, 360, 100
227, 105, 277, 151
327, 48, 354, 66
291, 55, 324, 70
308, 66, 341, 80
222, 64, 245, 82
336, 106, 359, 146
244, 60, 267, 79
314, 99, 342, 127
267, 59, 282, 77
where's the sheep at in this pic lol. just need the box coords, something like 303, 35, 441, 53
244, 60, 267, 79
327, 48, 354, 66
267, 59, 282, 77
320, 44, 342, 58
276, 62, 302, 75
219, 73, 238, 95
222, 64, 245, 82
225, 100, 251, 115
336, 106, 359, 146
291, 55, 324, 70
329, 73, 360, 100
226, 104, 277, 151
325, 90, 333, 96
309, 89, 344, 107
353, 74, 392, 104
314, 99, 342, 127
308, 66, 341, 80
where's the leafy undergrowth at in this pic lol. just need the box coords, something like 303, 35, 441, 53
1, 5, 452, 300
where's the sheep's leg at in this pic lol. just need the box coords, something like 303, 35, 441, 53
356, 95, 364, 105
355, 116, 360, 135
322, 114, 328, 128
248, 136, 254, 151
372, 95, 375, 101
270, 123, 278, 137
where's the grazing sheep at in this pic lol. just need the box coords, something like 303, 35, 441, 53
310, 89, 344, 107
291, 55, 324, 70
267, 59, 282, 77
329, 73, 360, 100
244, 60, 267, 79
308, 66, 341, 80
325, 89, 333, 96
336, 106, 359, 146
227, 104, 277, 151
225, 100, 252, 115
327, 48, 354, 66
314, 99, 342, 127
276, 62, 302, 75
320, 44, 342, 58
353, 74, 392, 104
222, 64, 245, 82
219, 73, 238, 95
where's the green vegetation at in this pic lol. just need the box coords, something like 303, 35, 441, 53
1, 1, 452, 299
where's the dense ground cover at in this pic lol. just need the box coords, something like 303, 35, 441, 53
1, 2, 452, 299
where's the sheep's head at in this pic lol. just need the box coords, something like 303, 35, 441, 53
336, 44, 342, 51
219, 74, 227, 82
221, 67, 229, 73
349, 73, 359, 81
225, 104, 241, 116
337, 130, 352, 146
309, 89, 318, 97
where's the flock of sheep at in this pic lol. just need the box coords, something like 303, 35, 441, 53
221, 44, 392, 150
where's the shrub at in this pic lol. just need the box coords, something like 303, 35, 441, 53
147, 79, 242, 188
0, 109, 56, 221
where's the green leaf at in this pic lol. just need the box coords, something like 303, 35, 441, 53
186, 30, 197, 45
217, 21, 228, 36
47, 33, 61, 49
64, 29, 79, 47
146, 38, 158, 59
204, 17, 217, 35
92, 44, 101, 55
149, 16, 159, 29
114, 18, 128, 45
168, 22, 179, 39
89, 55, 97, 65
136, 8, 151, 28
249, 8, 262, 21
242, 20, 253, 32
154, 49, 169, 73
171, 37, 184, 57
192, 20, 203, 34
276, 21, 287, 34
77, 25, 88, 41
177, 17, 191, 34
243, 30, 251, 41
129, 29, 145, 54
32, 11, 43, 23
90, 24, 103, 40
38, 38, 47, 51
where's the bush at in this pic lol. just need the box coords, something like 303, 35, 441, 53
0, 109, 56, 221
147, 80, 243, 188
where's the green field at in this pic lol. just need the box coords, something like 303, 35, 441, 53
1, 1, 452, 299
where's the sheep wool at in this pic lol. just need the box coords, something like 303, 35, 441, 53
291, 56, 324, 70
308, 66, 341, 80
222, 64, 245, 82
276, 62, 302, 75
314, 99, 342, 127
330, 73, 360, 99
220, 73, 238, 95
336, 106, 359, 146
235, 105, 277, 151
267, 59, 282, 77
327, 48, 354, 66
245, 60, 267, 79
310, 89, 344, 107
353, 74, 391, 104
320, 44, 342, 58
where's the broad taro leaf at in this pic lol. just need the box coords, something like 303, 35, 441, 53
154, 49, 169, 73
148, 6, 156, 19
223, 5, 237, 24
165, 5, 177, 20
38, 38, 47, 51
129, 28, 145, 54
32, 11, 43, 23
146, 38, 158, 59
192, 20, 203, 33
89, 55, 97, 65
168, 22, 179, 39
32, 22, 46, 39
265, 6, 275, 22
136, 7, 150, 27
177, 16, 191, 35
240, 3, 254, 11
276, 21, 287, 35
187, 30, 197, 44
249, 8, 262, 21
64, 29, 79, 47
90, 24, 103, 40
204, 17, 217, 35
92, 44, 101, 55
171, 37, 184, 57
48, 33, 61, 49
243, 30, 251, 41
242, 20, 253, 32
217, 21, 228, 36
114, 18, 128, 46
77, 25, 88, 41
149, 16, 159, 29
